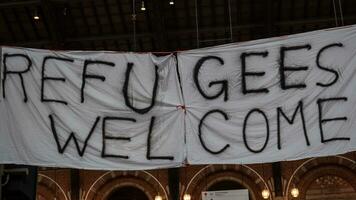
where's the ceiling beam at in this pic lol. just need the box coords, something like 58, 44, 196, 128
40, 0, 63, 47
25, 7, 41, 40
10, 14, 356, 47
13, 7, 29, 41
266, 0, 273, 37
144, 1, 155, 50
91, 0, 103, 35
171, 0, 181, 49
78, 1, 95, 49
0, 0, 40, 8
0, 10, 17, 41
148, 0, 169, 51
115, 0, 130, 50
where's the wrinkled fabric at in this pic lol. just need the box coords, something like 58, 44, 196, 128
1, 25, 356, 170
180, 25, 356, 164
0, 48, 184, 170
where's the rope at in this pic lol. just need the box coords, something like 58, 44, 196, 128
338, 0, 344, 26
195, 0, 199, 48
332, 0, 339, 27
228, 0, 233, 42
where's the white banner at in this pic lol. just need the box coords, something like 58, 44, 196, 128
0, 48, 185, 170
180, 25, 356, 164
1, 25, 356, 169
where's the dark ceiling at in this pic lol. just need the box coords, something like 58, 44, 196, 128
0, 0, 355, 52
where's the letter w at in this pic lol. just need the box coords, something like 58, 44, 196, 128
49, 115, 100, 156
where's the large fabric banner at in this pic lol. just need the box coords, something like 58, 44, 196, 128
1, 25, 356, 170
180, 25, 356, 164
0, 48, 185, 170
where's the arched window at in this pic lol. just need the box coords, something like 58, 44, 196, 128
305, 175, 356, 200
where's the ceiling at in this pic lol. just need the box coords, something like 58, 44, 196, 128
0, 0, 355, 52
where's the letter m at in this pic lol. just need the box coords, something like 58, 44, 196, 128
277, 101, 310, 149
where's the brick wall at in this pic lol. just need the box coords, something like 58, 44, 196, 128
36, 153, 356, 200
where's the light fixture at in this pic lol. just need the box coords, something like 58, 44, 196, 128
33, 10, 39, 20
141, 1, 146, 11
169, 0, 174, 5
261, 189, 270, 199
63, 7, 68, 16
155, 195, 162, 200
183, 193, 191, 200
291, 187, 299, 198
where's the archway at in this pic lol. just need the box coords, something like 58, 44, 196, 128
286, 156, 356, 200
106, 186, 150, 200
85, 170, 168, 200
208, 180, 253, 200
184, 165, 271, 200
305, 175, 356, 200
36, 173, 68, 200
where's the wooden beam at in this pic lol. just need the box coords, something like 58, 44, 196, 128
13, 7, 29, 41
115, 0, 130, 50
78, 1, 95, 49
144, 1, 155, 50
0, 9, 17, 41
248, 0, 254, 40
11, 14, 356, 47
302, 0, 308, 31
40, 0, 63, 47
266, 0, 273, 37
91, 0, 103, 35
211, 0, 217, 45
0, 0, 39, 8
148, 0, 169, 51
25, 7, 41, 40
171, 0, 181, 49
289, 0, 295, 33
183, 0, 192, 29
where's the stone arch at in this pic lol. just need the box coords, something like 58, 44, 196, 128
286, 156, 356, 200
36, 173, 68, 200
184, 165, 271, 200
85, 170, 168, 200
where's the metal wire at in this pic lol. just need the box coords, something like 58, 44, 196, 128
132, 0, 137, 51
228, 0, 233, 42
332, 0, 339, 26
338, 0, 344, 26
195, 0, 233, 47
195, 0, 199, 48
199, 38, 232, 43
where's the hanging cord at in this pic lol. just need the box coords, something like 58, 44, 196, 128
132, 0, 137, 51
338, 0, 344, 26
195, 0, 199, 48
332, 0, 339, 27
228, 0, 233, 42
